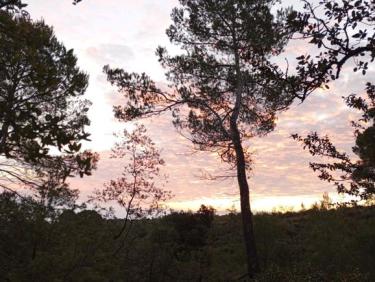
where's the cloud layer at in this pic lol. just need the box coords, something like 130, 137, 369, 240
25, 0, 374, 212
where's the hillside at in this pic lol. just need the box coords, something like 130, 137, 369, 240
1, 195, 374, 281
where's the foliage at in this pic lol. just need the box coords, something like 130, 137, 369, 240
2, 0, 374, 280
166, 205, 215, 249
288, 0, 375, 203
92, 124, 171, 242
104, 0, 295, 275
105, 1, 293, 155
0, 0, 26, 11
1, 195, 374, 281
0, 10, 98, 201
0, 0, 79, 9
288, 0, 375, 100
293, 83, 375, 199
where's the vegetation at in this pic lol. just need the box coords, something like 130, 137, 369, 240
293, 84, 375, 200
289, 0, 375, 200
104, 0, 295, 275
0, 0, 25, 10
0, 0, 375, 281
288, 0, 375, 99
1, 195, 374, 281
90, 124, 172, 244
0, 5, 98, 203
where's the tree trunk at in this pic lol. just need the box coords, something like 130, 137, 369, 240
231, 122, 260, 278
231, 35, 260, 277
0, 85, 16, 156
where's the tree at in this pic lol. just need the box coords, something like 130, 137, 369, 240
293, 83, 375, 200
92, 124, 171, 251
197, 204, 215, 229
104, 0, 293, 276
287, 0, 375, 200
0, 10, 97, 200
0, 0, 78, 10
0, 0, 26, 10
288, 0, 375, 100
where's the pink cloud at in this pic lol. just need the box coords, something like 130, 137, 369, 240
26, 0, 375, 212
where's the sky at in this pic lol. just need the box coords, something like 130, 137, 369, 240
24, 0, 374, 213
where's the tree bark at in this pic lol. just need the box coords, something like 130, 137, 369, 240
0, 81, 17, 156
231, 122, 260, 277
231, 32, 260, 277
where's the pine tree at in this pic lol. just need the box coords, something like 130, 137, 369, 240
104, 0, 293, 276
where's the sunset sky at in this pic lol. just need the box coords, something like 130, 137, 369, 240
24, 0, 374, 212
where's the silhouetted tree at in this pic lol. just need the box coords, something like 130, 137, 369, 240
0, 11, 97, 199
293, 83, 375, 200
92, 124, 171, 249
288, 0, 375, 100
197, 204, 215, 228
166, 205, 215, 250
0, 0, 77, 10
287, 0, 375, 201
104, 0, 294, 276
0, 0, 25, 10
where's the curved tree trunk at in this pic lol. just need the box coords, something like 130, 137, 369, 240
231, 122, 260, 278
231, 35, 260, 277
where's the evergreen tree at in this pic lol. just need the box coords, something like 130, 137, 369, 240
104, 0, 293, 276
0, 10, 97, 200
0, 0, 25, 10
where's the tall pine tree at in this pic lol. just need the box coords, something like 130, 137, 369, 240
105, 0, 293, 276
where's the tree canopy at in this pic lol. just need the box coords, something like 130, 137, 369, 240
0, 10, 97, 200
293, 83, 375, 200
0, 0, 25, 10
1, 0, 375, 280
289, 0, 375, 200
289, 0, 375, 100
92, 124, 171, 242
104, 0, 295, 276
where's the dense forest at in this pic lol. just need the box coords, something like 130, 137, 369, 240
1, 0, 375, 281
